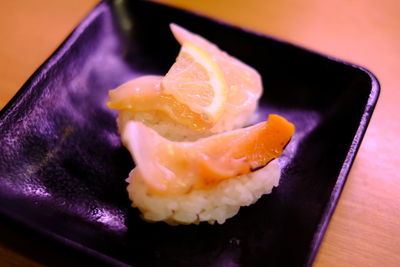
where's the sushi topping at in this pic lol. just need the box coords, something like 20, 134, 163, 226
162, 41, 228, 123
107, 24, 263, 133
107, 76, 213, 132
169, 23, 262, 116
122, 114, 295, 196
107, 41, 227, 131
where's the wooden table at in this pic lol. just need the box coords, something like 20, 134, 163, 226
0, 0, 399, 266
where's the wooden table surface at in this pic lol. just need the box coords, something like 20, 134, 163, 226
0, 0, 399, 266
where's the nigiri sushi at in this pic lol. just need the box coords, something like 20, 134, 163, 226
122, 114, 294, 225
107, 24, 262, 141
106, 24, 295, 225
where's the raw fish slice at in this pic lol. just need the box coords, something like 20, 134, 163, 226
122, 114, 295, 196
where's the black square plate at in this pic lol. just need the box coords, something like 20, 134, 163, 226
0, 1, 379, 266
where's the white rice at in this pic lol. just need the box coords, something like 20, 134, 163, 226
127, 159, 281, 225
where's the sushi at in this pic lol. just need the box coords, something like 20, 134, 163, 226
107, 24, 295, 224
123, 115, 294, 225
108, 24, 262, 141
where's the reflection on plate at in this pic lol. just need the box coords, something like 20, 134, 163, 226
0, 0, 379, 266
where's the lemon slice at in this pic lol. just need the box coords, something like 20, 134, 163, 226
162, 41, 228, 122
170, 24, 262, 113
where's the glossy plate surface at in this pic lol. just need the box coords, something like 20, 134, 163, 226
0, 1, 379, 266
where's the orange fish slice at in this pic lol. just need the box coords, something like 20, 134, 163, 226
122, 114, 295, 196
